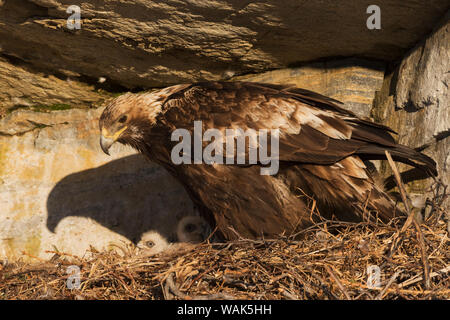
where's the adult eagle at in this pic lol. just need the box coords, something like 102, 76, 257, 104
99, 81, 436, 240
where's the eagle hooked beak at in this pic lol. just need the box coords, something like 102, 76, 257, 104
100, 134, 114, 155
100, 126, 127, 155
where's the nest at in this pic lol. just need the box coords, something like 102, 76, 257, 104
1, 157, 448, 300
1, 207, 448, 300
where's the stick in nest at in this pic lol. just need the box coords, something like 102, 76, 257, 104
385, 150, 431, 289
164, 273, 235, 300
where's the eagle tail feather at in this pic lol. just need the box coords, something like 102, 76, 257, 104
357, 144, 437, 177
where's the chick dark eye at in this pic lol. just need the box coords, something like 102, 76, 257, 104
185, 223, 197, 233
118, 115, 127, 123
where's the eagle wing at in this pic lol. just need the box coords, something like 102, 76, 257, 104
160, 81, 436, 174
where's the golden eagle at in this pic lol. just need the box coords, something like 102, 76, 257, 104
99, 81, 436, 240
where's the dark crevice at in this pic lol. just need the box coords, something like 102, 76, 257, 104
76, 74, 135, 94
388, 67, 400, 98
435, 130, 450, 142
0, 0, 50, 23
286, 56, 386, 71
402, 100, 422, 113
0, 52, 133, 95
413, 130, 450, 153
0, 121, 53, 137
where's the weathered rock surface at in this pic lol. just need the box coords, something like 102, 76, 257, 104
0, 108, 195, 261
0, 0, 448, 88
395, 14, 449, 140
372, 14, 449, 207
236, 58, 385, 117
0, 56, 110, 111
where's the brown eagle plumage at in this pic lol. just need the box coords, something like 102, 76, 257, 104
99, 81, 437, 240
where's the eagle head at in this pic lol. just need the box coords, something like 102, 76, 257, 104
99, 91, 166, 155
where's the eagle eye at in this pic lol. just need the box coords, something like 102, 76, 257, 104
118, 115, 127, 123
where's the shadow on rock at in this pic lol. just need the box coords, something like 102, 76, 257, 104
46, 154, 193, 243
